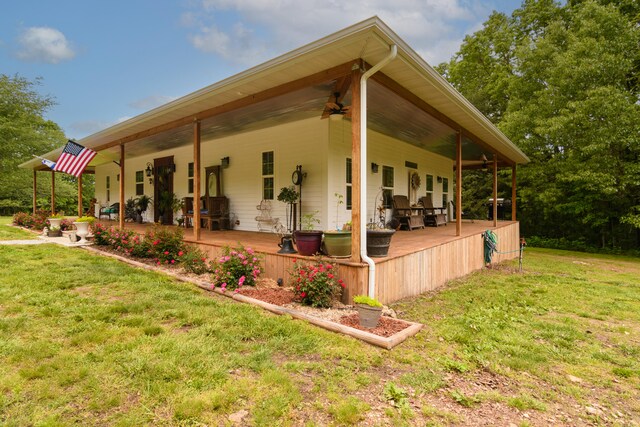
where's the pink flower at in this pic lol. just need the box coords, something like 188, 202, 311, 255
153, 240, 159, 245
221, 283, 227, 288
164, 251, 169, 255
171, 259, 175, 264
238, 276, 245, 286
178, 251, 184, 256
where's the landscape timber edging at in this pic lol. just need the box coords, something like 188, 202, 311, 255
80, 246, 423, 349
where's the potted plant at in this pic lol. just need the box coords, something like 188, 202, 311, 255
293, 211, 323, 256
47, 225, 62, 237
323, 193, 352, 258
135, 195, 152, 223
353, 295, 383, 329
157, 191, 181, 225
277, 186, 299, 232
47, 212, 64, 231
73, 216, 95, 244
366, 222, 395, 258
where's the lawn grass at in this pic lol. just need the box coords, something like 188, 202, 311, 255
0, 241, 638, 425
0, 216, 38, 240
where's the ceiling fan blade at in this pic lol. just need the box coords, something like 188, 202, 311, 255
325, 102, 340, 110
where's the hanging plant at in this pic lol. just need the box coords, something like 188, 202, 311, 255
410, 172, 421, 190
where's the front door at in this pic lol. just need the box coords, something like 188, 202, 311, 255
154, 156, 174, 224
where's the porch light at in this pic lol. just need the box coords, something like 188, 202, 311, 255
145, 162, 154, 184
221, 157, 230, 168
371, 162, 379, 173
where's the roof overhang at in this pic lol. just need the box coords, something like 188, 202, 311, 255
20, 16, 528, 171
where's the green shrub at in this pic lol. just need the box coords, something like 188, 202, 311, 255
211, 245, 262, 291
181, 246, 210, 275
90, 223, 112, 246
353, 295, 382, 307
146, 225, 186, 265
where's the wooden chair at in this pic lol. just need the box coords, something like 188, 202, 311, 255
419, 195, 447, 227
181, 197, 194, 228
392, 195, 424, 230
203, 196, 230, 231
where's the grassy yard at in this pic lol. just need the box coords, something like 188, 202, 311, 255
0, 241, 638, 425
0, 216, 38, 240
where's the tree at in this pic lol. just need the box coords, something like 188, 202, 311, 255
439, 0, 640, 248
0, 74, 92, 215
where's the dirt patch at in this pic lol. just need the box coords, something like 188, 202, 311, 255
239, 287, 296, 306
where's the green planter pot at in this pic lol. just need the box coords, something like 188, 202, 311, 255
323, 231, 352, 258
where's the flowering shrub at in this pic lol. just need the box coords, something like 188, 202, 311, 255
146, 225, 185, 265
91, 222, 112, 245
181, 245, 210, 275
290, 258, 345, 308
128, 233, 153, 258
106, 229, 138, 254
12, 210, 49, 230
59, 218, 73, 231
210, 245, 262, 291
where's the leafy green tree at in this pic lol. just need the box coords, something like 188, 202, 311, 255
0, 74, 92, 215
439, 0, 640, 248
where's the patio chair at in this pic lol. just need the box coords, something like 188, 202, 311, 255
255, 200, 281, 232
392, 195, 424, 230
419, 195, 447, 227
99, 202, 119, 220
181, 197, 194, 228
203, 196, 230, 231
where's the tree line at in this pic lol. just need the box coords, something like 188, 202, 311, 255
438, 0, 640, 249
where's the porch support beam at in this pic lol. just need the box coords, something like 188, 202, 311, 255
78, 174, 83, 217
456, 131, 462, 236
370, 72, 514, 166
350, 66, 362, 263
193, 120, 201, 240
492, 154, 498, 228
119, 144, 125, 229
92, 61, 358, 152
51, 171, 55, 215
32, 170, 37, 215
511, 165, 517, 221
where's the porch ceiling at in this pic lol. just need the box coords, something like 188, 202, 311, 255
21, 16, 528, 171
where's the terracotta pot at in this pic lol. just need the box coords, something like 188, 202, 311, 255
366, 229, 395, 257
356, 304, 382, 329
323, 231, 352, 258
293, 230, 323, 256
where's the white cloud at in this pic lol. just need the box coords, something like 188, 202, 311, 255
185, 0, 491, 65
129, 95, 177, 110
16, 27, 76, 64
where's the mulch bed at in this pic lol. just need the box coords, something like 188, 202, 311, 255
339, 314, 412, 338
239, 287, 412, 338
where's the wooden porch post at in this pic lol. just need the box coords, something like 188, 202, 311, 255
511, 165, 517, 221
350, 66, 362, 262
119, 144, 125, 229
51, 171, 55, 215
33, 170, 37, 215
193, 120, 201, 240
77, 174, 83, 217
456, 131, 462, 236
492, 154, 498, 228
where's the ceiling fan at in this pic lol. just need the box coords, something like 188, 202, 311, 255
325, 92, 351, 116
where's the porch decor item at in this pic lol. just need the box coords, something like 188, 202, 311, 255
47, 215, 63, 230
293, 211, 322, 256
366, 228, 395, 257
353, 295, 383, 329
135, 195, 152, 223
47, 226, 62, 237
73, 216, 95, 244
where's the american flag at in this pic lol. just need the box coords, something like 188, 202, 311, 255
53, 140, 97, 177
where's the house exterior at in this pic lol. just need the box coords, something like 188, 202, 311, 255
21, 17, 529, 304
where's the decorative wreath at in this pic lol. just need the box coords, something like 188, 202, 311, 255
410, 172, 421, 190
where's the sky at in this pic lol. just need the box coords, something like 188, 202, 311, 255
1, 0, 522, 140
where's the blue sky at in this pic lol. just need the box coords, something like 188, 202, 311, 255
1, 0, 522, 140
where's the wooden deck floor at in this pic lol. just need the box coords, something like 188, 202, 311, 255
105, 219, 514, 263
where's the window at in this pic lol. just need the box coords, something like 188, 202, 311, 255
135, 170, 144, 196
106, 176, 110, 202
345, 158, 352, 210
188, 162, 194, 194
442, 177, 449, 208
425, 174, 434, 194
262, 151, 274, 200
382, 165, 394, 208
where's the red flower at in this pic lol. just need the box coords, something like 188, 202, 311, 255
300, 292, 306, 298
164, 251, 169, 255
